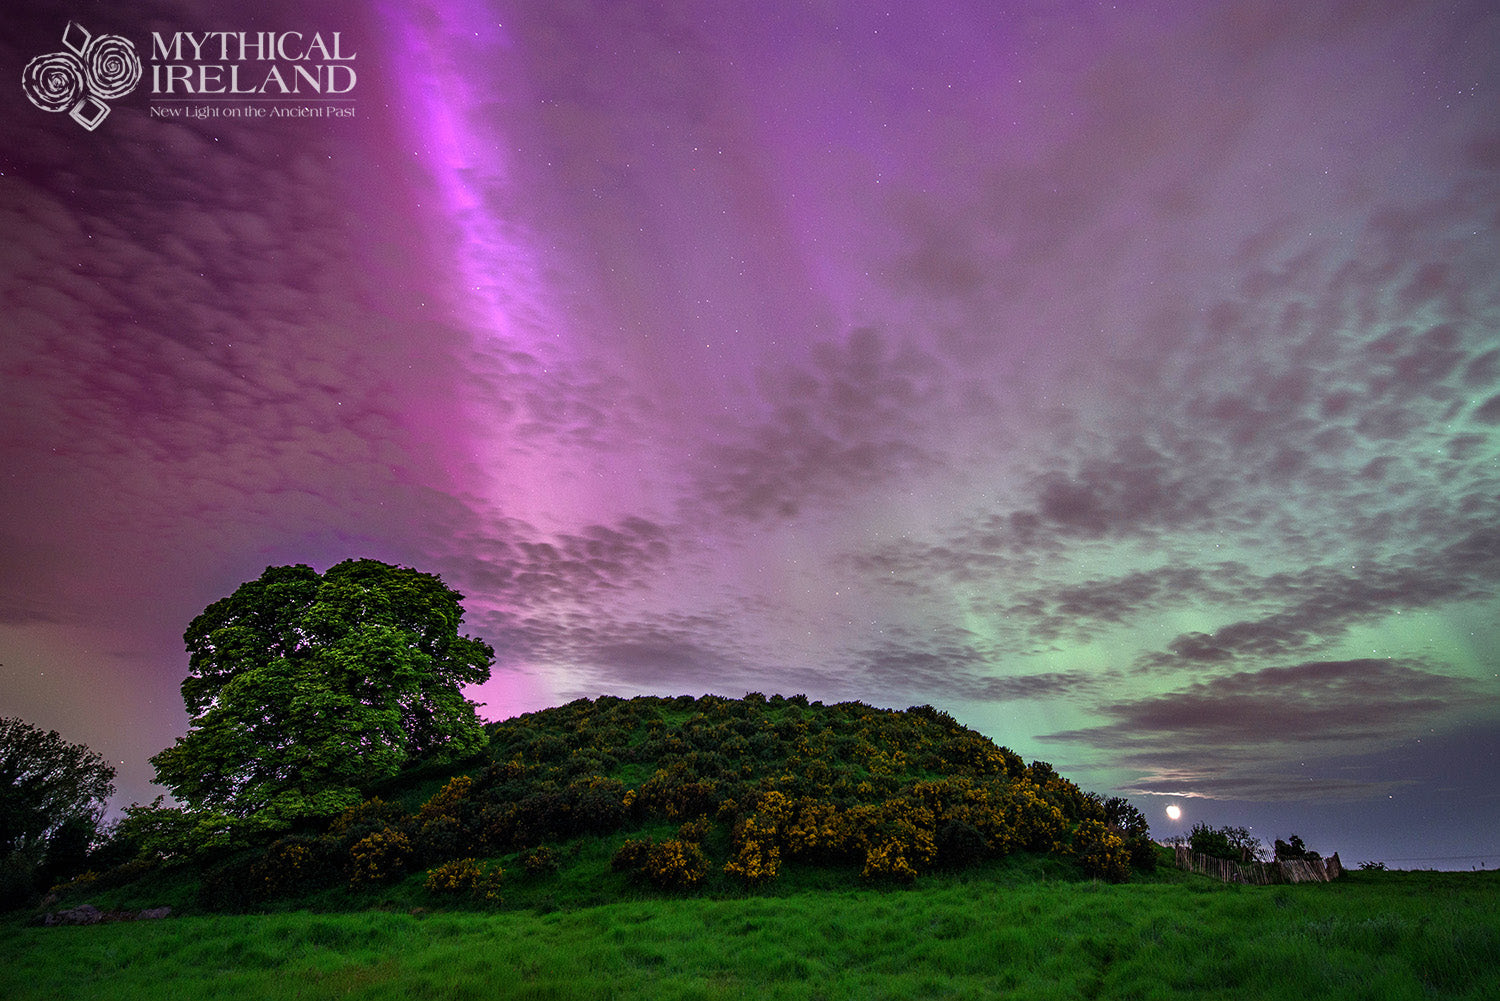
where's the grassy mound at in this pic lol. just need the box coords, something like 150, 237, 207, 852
46, 694, 1157, 915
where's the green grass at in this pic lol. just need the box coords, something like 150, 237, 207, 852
6, 869, 1497, 1000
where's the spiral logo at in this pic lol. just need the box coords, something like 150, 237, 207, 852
21, 51, 85, 113
81, 33, 142, 101
21, 22, 141, 131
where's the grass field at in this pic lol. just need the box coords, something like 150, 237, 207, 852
5, 867, 1497, 1000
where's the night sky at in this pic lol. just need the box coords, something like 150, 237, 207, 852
3, 0, 1498, 869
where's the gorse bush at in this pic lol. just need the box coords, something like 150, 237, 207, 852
724, 815, 781, 885
520, 845, 559, 876
613, 837, 710, 890
644, 839, 710, 890
253, 835, 344, 898
424, 858, 503, 901
1069, 819, 1131, 882
348, 828, 412, 887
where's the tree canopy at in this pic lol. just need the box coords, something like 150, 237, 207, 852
0, 717, 115, 858
150, 559, 494, 827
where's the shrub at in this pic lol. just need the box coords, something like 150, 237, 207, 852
1101, 797, 1146, 835
677, 816, 712, 844
613, 837, 709, 890
48, 868, 99, 897
417, 776, 474, 824
0, 851, 37, 911
784, 799, 852, 863
861, 837, 920, 883
424, 858, 503, 901
328, 797, 405, 838
1188, 823, 1232, 860
999, 781, 1068, 853
1274, 834, 1321, 861
935, 820, 990, 869
520, 845, 559, 876
90, 855, 156, 891
1102, 796, 1156, 872
848, 801, 937, 883
252, 835, 345, 898
566, 775, 628, 835
644, 839, 710, 890
611, 837, 653, 873
636, 763, 718, 820
415, 813, 467, 863
348, 827, 413, 887
724, 815, 780, 885
1071, 819, 1131, 882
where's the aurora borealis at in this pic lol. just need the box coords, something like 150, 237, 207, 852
3, 0, 1497, 868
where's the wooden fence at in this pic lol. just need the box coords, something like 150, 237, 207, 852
1174, 845, 1343, 884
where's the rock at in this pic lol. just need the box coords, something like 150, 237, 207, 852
39, 903, 171, 925
45, 904, 103, 925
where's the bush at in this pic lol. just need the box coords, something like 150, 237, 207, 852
348, 827, 413, 887
612, 837, 710, 890
1274, 834, 1321, 861
677, 816, 712, 844
0, 851, 37, 911
784, 799, 853, 864
520, 845, 559, 876
424, 858, 503, 901
636, 763, 719, 820
1188, 823, 1232, 860
851, 802, 937, 883
644, 839, 710, 890
417, 776, 474, 824
861, 837, 920, 883
999, 781, 1068, 853
724, 815, 780, 885
611, 837, 653, 874
566, 775, 628, 835
1071, 819, 1131, 882
252, 835, 345, 898
328, 797, 406, 839
1102, 797, 1156, 872
935, 819, 990, 869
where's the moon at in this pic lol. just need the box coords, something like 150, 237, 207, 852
1166, 804, 1182, 821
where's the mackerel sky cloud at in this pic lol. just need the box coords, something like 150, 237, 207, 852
2, 0, 1497, 868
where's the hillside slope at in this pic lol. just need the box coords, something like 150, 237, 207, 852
62, 694, 1157, 912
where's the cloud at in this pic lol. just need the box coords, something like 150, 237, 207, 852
1142, 528, 1500, 669
839, 627, 1115, 709
1041, 658, 1494, 801
691, 328, 949, 521
438, 515, 672, 611
474, 605, 773, 703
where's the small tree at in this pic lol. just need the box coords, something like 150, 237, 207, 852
1188, 822, 1264, 862
0, 718, 115, 906
1274, 834, 1321, 861
150, 559, 494, 839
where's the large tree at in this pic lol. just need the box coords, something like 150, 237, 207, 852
0, 717, 115, 857
150, 559, 494, 826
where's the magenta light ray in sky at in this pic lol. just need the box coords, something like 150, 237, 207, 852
378, 1, 559, 363
376, 0, 630, 533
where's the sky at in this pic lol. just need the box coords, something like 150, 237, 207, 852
2, 0, 1497, 870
